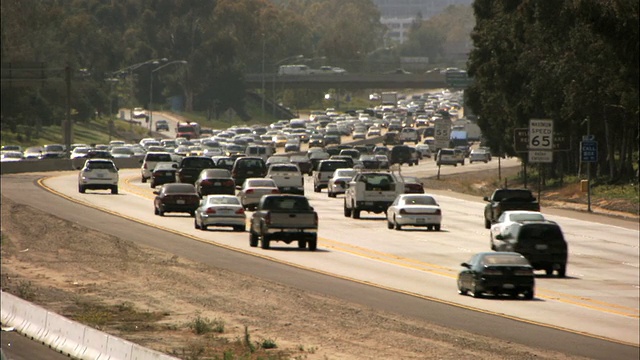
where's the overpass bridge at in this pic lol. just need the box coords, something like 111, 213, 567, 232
244, 72, 448, 90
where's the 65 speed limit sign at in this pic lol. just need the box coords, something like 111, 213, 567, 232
529, 119, 553, 150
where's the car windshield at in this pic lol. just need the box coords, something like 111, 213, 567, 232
402, 196, 436, 205
509, 213, 544, 222
481, 254, 530, 266
207, 196, 240, 205
164, 184, 196, 194
86, 161, 115, 170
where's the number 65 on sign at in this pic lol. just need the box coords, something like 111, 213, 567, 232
529, 119, 553, 150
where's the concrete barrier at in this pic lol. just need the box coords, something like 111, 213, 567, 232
1, 157, 143, 175
1, 291, 178, 360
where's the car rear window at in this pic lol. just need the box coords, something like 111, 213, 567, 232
147, 153, 172, 162
402, 196, 436, 205
164, 184, 197, 194
320, 161, 348, 171
519, 224, 564, 241
183, 158, 215, 168
493, 190, 535, 201
86, 161, 115, 170
482, 254, 530, 266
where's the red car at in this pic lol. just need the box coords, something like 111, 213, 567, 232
153, 183, 200, 216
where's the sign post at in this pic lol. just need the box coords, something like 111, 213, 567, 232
434, 118, 451, 180
581, 135, 597, 212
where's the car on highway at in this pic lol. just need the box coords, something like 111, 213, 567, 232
110, 146, 134, 158
70, 147, 90, 159
327, 168, 356, 198
77, 158, 119, 194
367, 126, 382, 137
457, 252, 535, 300
289, 155, 313, 176
153, 183, 200, 216
236, 178, 280, 210
194, 168, 236, 197
155, 119, 170, 131
194, 195, 246, 232
23, 146, 43, 160
1, 151, 24, 162
489, 210, 547, 241
231, 157, 268, 186
469, 148, 491, 163
386, 194, 441, 231
40, 144, 66, 159
401, 176, 425, 194
415, 144, 432, 159
150, 162, 178, 188
141, 152, 174, 183
374, 154, 390, 169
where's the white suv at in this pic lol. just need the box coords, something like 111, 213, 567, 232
399, 127, 419, 144
78, 159, 119, 194
140, 152, 173, 183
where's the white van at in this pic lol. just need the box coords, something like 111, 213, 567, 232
245, 145, 274, 161
278, 65, 311, 75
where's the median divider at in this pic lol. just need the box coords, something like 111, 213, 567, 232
1, 291, 179, 360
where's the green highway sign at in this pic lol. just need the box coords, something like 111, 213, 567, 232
445, 71, 473, 89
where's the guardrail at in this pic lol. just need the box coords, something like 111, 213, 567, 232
1, 157, 143, 175
1, 291, 179, 360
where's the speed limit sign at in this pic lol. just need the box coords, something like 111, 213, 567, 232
529, 119, 553, 150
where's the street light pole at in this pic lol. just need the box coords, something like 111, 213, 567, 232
148, 60, 188, 136
261, 35, 266, 117
105, 78, 119, 142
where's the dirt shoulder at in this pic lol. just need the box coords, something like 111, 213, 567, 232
0, 193, 587, 360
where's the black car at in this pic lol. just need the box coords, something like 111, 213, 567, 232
390, 145, 415, 166
150, 162, 178, 188
194, 168, 235, 197
289, 155, 313, 175
231, 156, 267, 186
383, 131, 401, 146
358, 155, 379, 169
492, 220, 568, 277
155, 120, 170, 131
176, 156, 216, 184
153, 183, 200, 217
457, 252, 535, 300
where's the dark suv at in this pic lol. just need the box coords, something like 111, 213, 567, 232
390, 145, 417, 166
231, 157, 267, 186
177, 156, 216, 184
492, 220, 568, 277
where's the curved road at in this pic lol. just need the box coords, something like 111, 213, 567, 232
1, 156, 638, 359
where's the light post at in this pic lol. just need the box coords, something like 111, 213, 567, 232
148, 60, 188, 135
104, 77, 119, 142
272, 55, 304, 117
261, 34, 266, 117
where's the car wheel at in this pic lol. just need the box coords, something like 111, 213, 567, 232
308, 236, 317, 251
387, 219, 394, 229
150, 182, 155, 189
154, 207, 159, 215
194, 219, 200, 229
189, 211, 195, 217
78, 185, 85, 194
557, 265, 567, 278
249, 232, 259, 247
394, 217, 402, 230
343, 201, 352, 217
434, 224, 441, 231
233, 225, 245, 232
328, 191, 336, 198
471, 281, 483, 298
352, 208, 360, 219
261, 235, 270, 249
158, 209, 165, 216
457, 280, 468, 296
298, 241, 307, 249
141, 176, 147, 183
524, 289, 535, 300
314, 185, 321, 193
545, 268, 554, 276
484, 218, 491, 229
111, 186, 118, 195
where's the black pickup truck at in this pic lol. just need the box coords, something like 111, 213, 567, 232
483, 188, 540, 228
176, 156, 215, 185
249, 195, 318, 250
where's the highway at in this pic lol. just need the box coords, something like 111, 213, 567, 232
2, 155, 638, 359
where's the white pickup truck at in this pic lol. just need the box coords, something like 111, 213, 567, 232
343, 171, 404, 219
266, 163, 304, 195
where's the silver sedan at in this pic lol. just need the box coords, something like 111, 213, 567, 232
194, 195, 246, 231
386, 194, 442, 231
327, 168, 356, 198
236, 178, 280, 210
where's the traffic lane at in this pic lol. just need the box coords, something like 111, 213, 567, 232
1, 330, 72, 360
38, 170, 640, 345
2, 173, 638, 360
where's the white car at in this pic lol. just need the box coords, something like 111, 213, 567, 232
469, 149, 491, 163
1, 151, 24, 162
490, 210, 547, 242
415, 144, 432, 158
399, 127, 419, 144
140, 152, 174, 183
236, 178, 280, 210
327, 168, 356, 198
386, 194, 442, 231
78, 159, 119, 194
194, 195, 246, 232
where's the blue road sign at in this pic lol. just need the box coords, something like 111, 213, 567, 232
581, 140, 597, 162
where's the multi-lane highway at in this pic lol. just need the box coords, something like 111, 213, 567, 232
2, 154, 637, 359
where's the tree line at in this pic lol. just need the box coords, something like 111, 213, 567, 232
465, 0, 638, 183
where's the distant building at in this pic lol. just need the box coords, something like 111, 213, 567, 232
373, 0, 473, 44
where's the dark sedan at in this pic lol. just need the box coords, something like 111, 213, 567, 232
194, 168, 236, 197
150, 162, 178, 188
153, 183, 200, 216
457, 252, 535, 300
289, 155, 313, 175
402, 176, 425, 194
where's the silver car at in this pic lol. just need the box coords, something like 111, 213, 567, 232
236, 178, 280, 210
194, 195, 246, 231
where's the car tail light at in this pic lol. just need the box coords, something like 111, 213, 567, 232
246, 189, 254, 194
224, 180, 234, 187
336, 180, 345, 187
434, 209, 441, 215
314, 212, 318, 226
206, 207, 217, 214
399, 209, 408, 215
265, 212, 271, 225
483, 268, 502, 276
201, 180, 212, 186
271, 189, 280, 194
235, 208, 245, 215
514, 268, 533, 276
